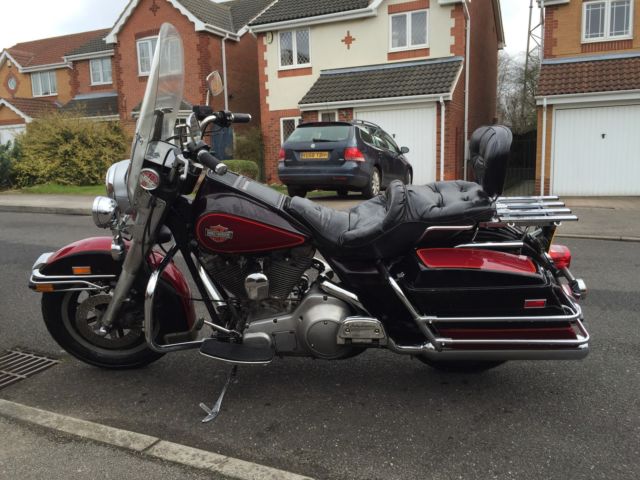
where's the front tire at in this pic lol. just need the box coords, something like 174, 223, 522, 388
42, 291, 163, 369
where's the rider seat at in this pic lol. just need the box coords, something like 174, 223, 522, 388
287, 125, 512, 259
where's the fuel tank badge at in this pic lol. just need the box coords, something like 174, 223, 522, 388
205, 225, 234, 243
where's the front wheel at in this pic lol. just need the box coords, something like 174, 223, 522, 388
42, 290, 163, 369
417, 357, 506, 373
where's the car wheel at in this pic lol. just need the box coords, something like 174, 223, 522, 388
287, 186, 307, 198
337, 188, 349, 198
404, 170, 413, 185
362, 167, 382, 199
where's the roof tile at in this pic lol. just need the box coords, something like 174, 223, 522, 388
1, 97, 59, 118
250, 0, 371, 26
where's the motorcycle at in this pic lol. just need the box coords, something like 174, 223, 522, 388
29, 23, 588, 422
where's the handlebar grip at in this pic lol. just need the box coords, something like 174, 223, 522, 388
197, 150, 221, 170
229, 113, 251, 124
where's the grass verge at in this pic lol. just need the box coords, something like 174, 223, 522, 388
15, 184, 105, 195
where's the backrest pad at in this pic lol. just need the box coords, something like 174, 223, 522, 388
469, 125, 513, 197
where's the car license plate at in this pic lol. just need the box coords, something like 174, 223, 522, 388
300, 151, 329, 160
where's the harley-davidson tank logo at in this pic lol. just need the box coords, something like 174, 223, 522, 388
205, 225, 234, 243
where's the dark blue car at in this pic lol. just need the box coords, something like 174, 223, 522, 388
278, 120, 413, 198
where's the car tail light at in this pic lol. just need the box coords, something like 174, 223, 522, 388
549, 244, 572, 269
278, 148, 285, 161
344, 147, 365, 162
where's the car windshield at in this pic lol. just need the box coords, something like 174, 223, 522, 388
127, 22, 184, 201
287, 125, 351, 143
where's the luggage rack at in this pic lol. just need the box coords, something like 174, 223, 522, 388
490, 195, 578, 227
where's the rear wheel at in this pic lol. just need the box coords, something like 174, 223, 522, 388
362, 167, 382, 198
417, 357, 506, 373
287, 186, 307, 198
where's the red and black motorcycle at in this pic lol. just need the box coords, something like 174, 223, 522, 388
29, 24, 588, 421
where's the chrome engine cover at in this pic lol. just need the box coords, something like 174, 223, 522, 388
244, 288, 355, 359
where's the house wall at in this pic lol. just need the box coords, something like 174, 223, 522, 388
0, 63, 30, 98
0, 105, 26, 125
544, 0, 640, 58
225, 32, 262, 128
112, 0, 223, 133
70, 57, 116, 97
263, 0, 456, 112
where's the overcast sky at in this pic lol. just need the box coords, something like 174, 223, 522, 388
0, 0, 539, 57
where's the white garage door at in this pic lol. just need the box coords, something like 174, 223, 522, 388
0, 125, 25, 145
553, 104, 640, 195
356, 105, 436, 185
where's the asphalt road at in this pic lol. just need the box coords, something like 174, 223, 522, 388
1, 211, 639, 480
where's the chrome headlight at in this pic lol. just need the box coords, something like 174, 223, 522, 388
106, 160, 131, 213
92, 196, 119, 228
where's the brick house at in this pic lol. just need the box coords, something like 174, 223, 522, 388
0, 29, 114, 143
0, 0, 271, 144
535, 0, 640, 196
248, 0, 505, 185
105, 0, 272, 133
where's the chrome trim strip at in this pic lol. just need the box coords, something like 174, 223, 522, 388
29, 267, 116, 292
418, 225, 474, 242
455, 241, 524, 250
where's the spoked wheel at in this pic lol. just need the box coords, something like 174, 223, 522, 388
417, 357, 506, 373
42, 289, 163, 369
363, 167, 382, 198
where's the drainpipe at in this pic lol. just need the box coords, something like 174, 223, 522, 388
540, 97, 547, 196
439, 96, 446, 182
221, 36, 229, 110
462, 0, 471, 181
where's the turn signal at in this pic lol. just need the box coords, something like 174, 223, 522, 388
278, 148, 285, 161
344, 147, 365, 162
549, 244, 572, 270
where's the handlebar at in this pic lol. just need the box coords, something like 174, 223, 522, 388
197, 150, 228, 175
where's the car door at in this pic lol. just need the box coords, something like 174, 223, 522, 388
371, 130, 398, 185
380, 131, 405, 181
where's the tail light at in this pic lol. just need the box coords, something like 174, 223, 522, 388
278, 148, 285, 161
344, 147, 365, 162
549, 244, 572, 269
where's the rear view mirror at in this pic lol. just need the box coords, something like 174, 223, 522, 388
207, 71, 224, 97
401, 146, 410, 154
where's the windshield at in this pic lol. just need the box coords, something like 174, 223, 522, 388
127, 23, 184, 201
287, 125, 351, 143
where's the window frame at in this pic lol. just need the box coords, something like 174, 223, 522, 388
278, 28, 311, 70
280, 116, 301, 144
319, 111, 338, 122
89, 57, 113, 85
389, 9, 429, 52
31, 70, 57, 97
137, 36, 158, 76
582, 0, 634, 43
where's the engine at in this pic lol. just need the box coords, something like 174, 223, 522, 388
199, 244, 315, 312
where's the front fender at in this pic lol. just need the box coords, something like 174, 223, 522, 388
31, 237, 195, 328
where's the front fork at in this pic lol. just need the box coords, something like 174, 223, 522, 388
100, 192, 167, 331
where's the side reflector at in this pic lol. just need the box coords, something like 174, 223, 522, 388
35, 284, 55, 293
344, 147, 365, 162
549, 244, 571, 269
524, 299, 547, 309
72, 266, 92, 275
139, 168, 160, 191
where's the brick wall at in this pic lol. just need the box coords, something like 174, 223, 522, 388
0, 63, 30, 99
0, 106, 25, 123
225, 33, 261, 131
70, 58, 115, 97
544, 1, 640, 59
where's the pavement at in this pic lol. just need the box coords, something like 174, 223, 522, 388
1, 191, 639, 241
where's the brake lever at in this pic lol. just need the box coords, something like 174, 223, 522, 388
176, 154, 189, 181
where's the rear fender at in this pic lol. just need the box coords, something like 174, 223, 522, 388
31, 237, 196, 328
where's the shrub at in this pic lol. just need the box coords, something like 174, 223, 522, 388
12, 112, 129, 187
0, 140, 21, 189
234, 127, 263, 178
224, 160, 259, 180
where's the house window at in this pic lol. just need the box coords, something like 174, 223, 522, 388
390, 10, 428, 50
137, 37, 158, 76
320, 111, 337, 122
280, 117, 301, 144
279, 29, 310, 68
90, 58, 112, 85
31, 71, 57, 97
583, 0, 633, 41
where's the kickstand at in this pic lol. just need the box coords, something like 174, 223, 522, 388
199, 365, 237, 423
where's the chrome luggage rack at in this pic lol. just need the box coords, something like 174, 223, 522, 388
490, 195, 578, 227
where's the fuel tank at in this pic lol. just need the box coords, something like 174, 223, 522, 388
194, 192, 309, 254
